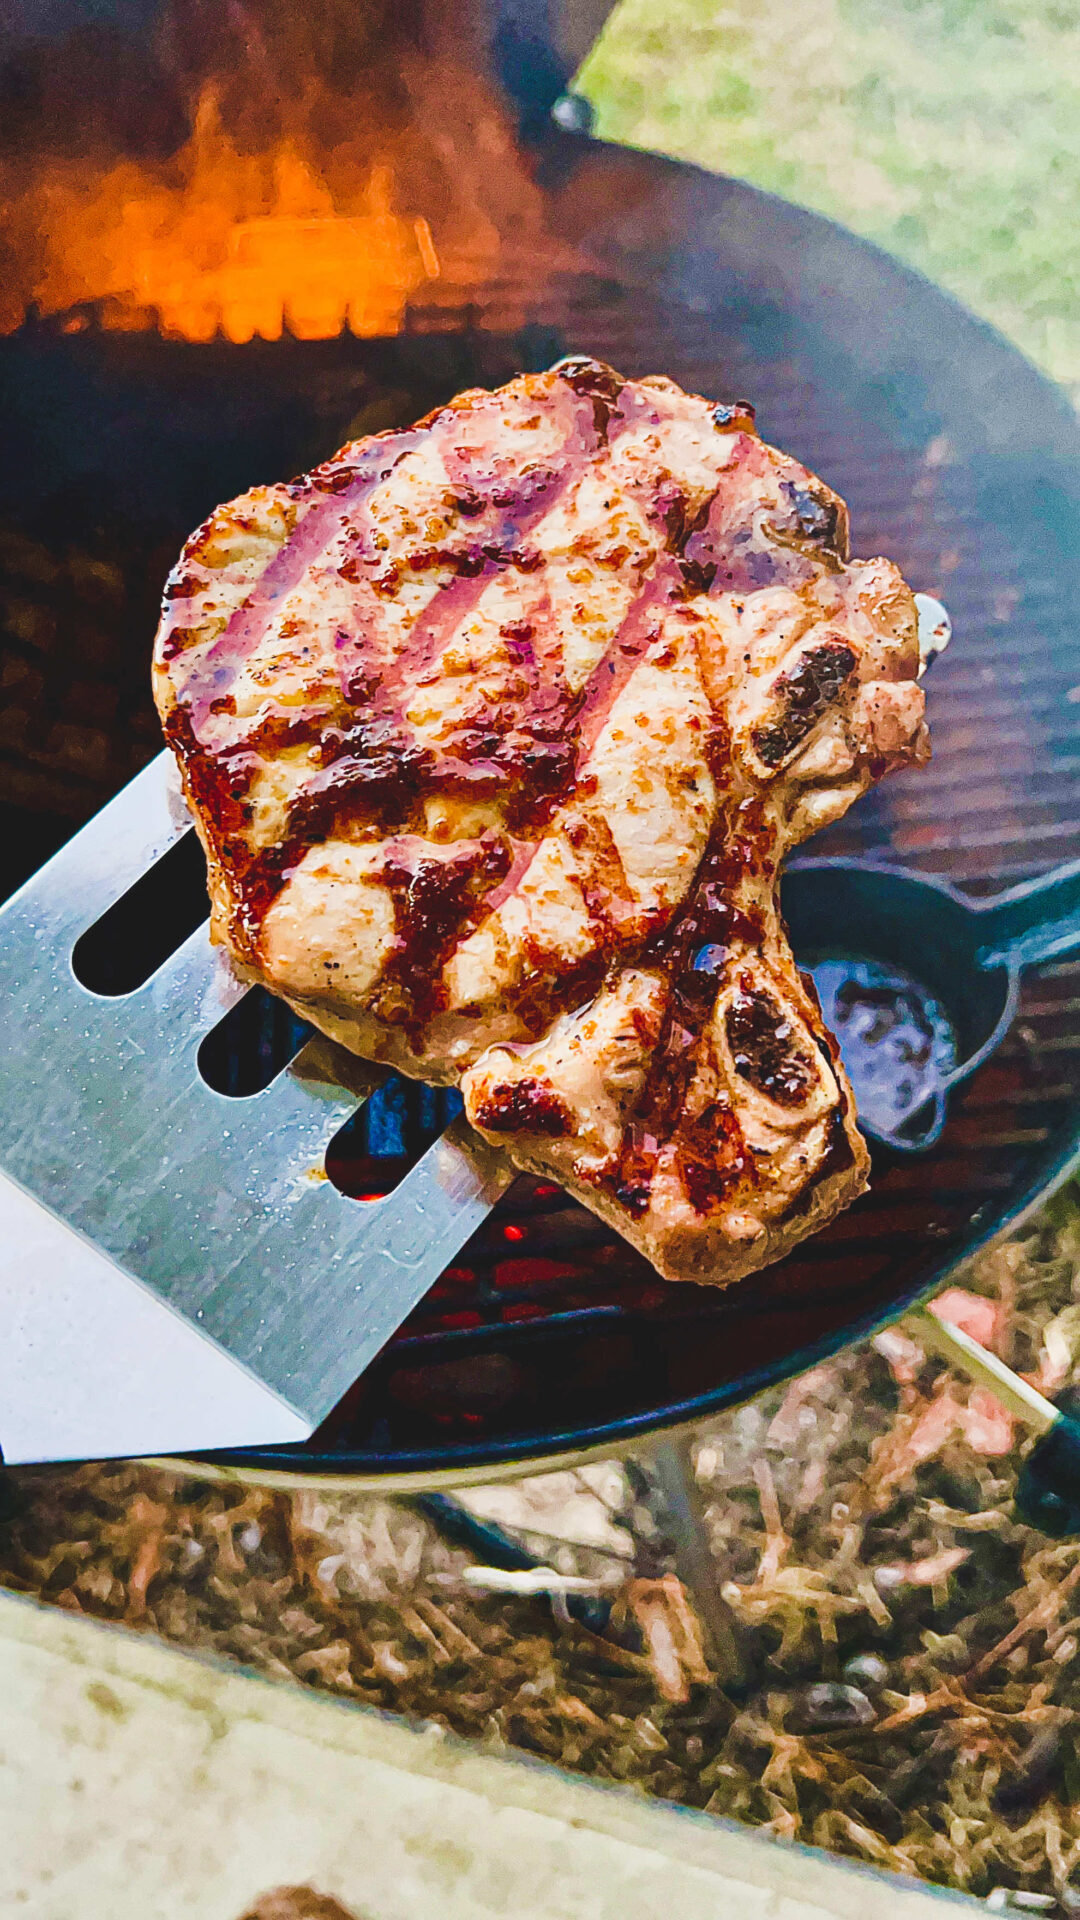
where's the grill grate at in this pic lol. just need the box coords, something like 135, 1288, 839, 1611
2, 128, 1079, 1471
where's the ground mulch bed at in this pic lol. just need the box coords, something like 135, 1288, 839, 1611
4, 1191, 1080, 1913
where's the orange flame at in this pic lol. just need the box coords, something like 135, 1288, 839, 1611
2, 92, 439, 341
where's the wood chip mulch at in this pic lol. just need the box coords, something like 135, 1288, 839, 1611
4, 1189, 1080, 1915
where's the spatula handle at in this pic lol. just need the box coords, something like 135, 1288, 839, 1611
975, 858, 1080, 973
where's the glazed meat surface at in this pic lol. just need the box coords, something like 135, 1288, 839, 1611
153, 360, 928, 1285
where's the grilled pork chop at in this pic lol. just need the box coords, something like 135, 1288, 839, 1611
154, 360, 928, 1286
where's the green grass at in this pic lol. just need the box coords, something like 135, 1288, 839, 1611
577, 0, 1080, 394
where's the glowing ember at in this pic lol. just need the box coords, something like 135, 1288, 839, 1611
2, 94, 439, 342
0, 0, 583, 347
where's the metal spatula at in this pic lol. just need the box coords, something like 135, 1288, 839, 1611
0, 751, 513, 1464
0, 599, 953, 1466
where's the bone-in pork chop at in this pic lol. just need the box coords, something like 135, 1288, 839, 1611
153, 360, 928, 1285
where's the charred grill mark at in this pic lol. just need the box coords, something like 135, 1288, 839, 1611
162, 440, 433, 946
563, 808, 643, 942
162, 702, 253, 847
605, 1138, 663, 1218
439, 434, 571, 514
471, 1076, 574, 1138
509, 944, 611, 1046
170, 694, 348, 941
369, 540, 543, 591
712, 401, 757, 432
552, 355, 627, 436
158, 619, 210, 663
318, 391, 615, 819
413, 541, 545, 577
450, 562, 688, 942
162, 570, 206, 604
233, 732, 502, 969
447, 488, 485, 518
774, 478, 849, 562
573, 564, 681, 763
490, 591, 584, 834
378, 831, 513, 1032
640, 791, 770, 982
657, 480, 718, 558
403, 724, 579, 833
785, 1108, 856, 1218
725, 982, 816, 1107
369, 562, 512, 706
162, 705, 291, 962
366, 583, 580, 843
678, 1104, 752, 1215
242, 702, 344, 760
301, 722, 431, 812
597, 787, 774, 1221
339, 494, 564, 709
680, 449, 816, 599
174, 429, 425, 734
711, 543, 802, 595
678, 555, 719, 595
751, 639, 858, 771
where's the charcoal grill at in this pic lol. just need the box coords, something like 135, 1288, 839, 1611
2, 16, 1079, 1486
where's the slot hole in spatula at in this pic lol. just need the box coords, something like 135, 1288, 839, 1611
198, 988, 312, 1097
326, 1076, 464, 1201
71, 830, 209, 996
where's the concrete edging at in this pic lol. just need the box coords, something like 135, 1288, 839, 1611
0, 1588, 981, 1919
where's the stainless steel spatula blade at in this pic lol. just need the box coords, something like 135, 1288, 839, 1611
0, 754, 512, 1464
0, 1168, 310, 1462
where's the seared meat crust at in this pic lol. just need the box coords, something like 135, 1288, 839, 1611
153, 360, 928, 1285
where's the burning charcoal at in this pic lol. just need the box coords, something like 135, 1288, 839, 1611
789, 1682, 876, 1732
840, 1652, 891, 1694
